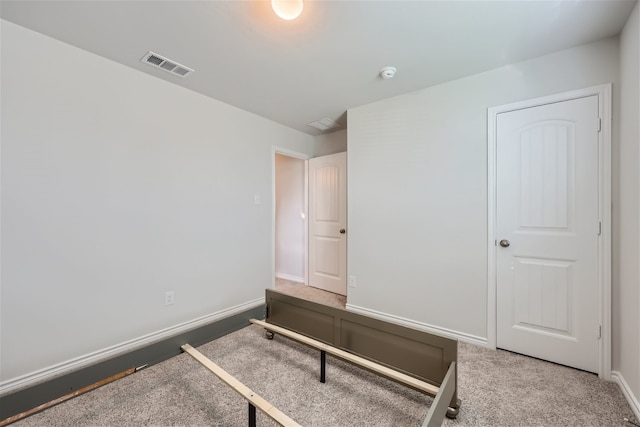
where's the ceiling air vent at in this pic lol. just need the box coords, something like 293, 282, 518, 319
141, 51, 194, 78
306, 118, 341, 131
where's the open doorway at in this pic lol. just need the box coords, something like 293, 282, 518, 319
274, 151, 308, 285
273, 148, 347, 308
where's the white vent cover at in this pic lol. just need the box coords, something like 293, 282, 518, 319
306, 118, 341, 131
141, 51, 194, 78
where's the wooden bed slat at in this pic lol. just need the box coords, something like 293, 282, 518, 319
181, 344, 300, 427
250, 318, 440, 396
0, 368, 136, 427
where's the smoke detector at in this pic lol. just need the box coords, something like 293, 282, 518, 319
379, 66, 396, 80
141, 51, 194, 78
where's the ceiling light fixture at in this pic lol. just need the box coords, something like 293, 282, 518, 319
271, 0, 304, 20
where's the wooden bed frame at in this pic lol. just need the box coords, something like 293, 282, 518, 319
262, 289, 460, 425
181, 290, 460, 426
182, 344, 301, 427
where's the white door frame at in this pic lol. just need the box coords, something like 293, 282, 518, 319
487, 84, 612, 379
272, 146, 310, 288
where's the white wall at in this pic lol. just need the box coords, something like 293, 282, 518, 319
617, 1, 640, 414
314, 129, 347, 157
347, 38, 620, 342
275, 154, 306, 282
0, 20, 314, 389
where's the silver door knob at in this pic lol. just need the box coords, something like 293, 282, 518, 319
339, 229, 346, 234
499, 239, 510, 248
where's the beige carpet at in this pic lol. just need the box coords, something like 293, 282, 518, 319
12, 322, 636, 427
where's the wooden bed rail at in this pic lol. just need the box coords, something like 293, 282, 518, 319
250, 319, 457, 427
181, 344, 300, 427
250, 318, 440, 395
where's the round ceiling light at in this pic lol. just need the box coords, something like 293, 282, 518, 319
271, 0, 304, 20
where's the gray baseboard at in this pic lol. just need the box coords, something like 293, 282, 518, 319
0, 305, 265, 422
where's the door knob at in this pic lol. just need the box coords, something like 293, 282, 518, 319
499, 239, 510, 248
339, 229, 346, 234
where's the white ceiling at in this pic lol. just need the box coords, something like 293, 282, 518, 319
1, 0, 636, 135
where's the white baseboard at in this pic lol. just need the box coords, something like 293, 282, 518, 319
345, 303, 489, 347
612, 370, 640, 421
275, 273, 305, 283
0, 298, 264, 396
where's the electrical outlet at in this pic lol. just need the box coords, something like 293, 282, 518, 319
165, 291, 175, 306
348, 276, 356, 288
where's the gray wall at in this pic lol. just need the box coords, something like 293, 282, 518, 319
0, 20, 314, 391
617, 0, 640, 408
314, 130, 347, 157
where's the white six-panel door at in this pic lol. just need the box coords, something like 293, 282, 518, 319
308, 152, 347, 295
496, 95, 600, 373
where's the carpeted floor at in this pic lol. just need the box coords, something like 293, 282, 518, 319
11, 322, 637, 427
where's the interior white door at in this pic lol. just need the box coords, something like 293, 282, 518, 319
308, 152, 347, 295
496, 95, 600, 373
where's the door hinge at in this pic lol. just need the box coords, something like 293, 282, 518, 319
597, 325, 602, 339
597, 118, 602, 133
598, 221, 602, 236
